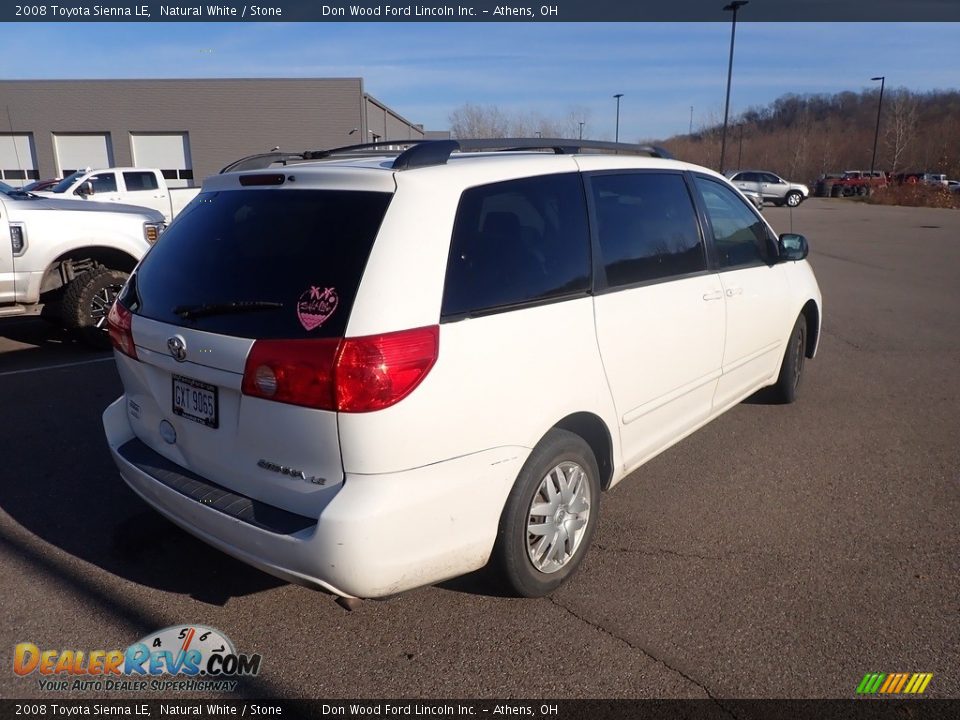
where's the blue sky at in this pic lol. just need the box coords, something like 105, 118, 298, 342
3, 22, 958, 140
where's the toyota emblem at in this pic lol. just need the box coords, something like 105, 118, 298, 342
167, 336, 187, 362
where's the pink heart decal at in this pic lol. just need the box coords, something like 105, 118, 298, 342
296, 286, 339, 331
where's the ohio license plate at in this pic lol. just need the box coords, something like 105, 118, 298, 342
172, 375, 219, 428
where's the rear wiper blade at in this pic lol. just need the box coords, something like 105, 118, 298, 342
173, 301, 283, 320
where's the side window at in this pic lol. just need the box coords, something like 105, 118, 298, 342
86, 173, 117, 194
763, 173, 783, 184
590, 172, 705, 288
123, 171, 159, 192
694, 176, 771, 269
442, 173, 590, 318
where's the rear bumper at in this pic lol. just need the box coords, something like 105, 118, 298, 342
103, 397, 525, 598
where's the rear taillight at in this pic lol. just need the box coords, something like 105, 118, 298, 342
242, 326, 439, 413
241, 338, 340, 410
107, 302, 137, 360
336, 326, 440, 412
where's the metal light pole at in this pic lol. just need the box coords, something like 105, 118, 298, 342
869, 76, 885, 180
578, 121, 584, 140
689, 106, 694, 135
613, 93, 624, 143
719, 1, 748, 173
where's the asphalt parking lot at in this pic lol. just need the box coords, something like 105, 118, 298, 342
1, 198, 957, 702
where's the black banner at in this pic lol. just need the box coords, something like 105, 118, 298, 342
3, 0, 960, 23
2, 699, 960, 720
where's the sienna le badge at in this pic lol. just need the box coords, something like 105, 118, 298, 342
297, 286, 339, 331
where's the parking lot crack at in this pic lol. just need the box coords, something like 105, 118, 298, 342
546, 596, 738, 718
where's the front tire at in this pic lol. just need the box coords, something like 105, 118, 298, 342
60, 265, 128, 348
771, 314, 807, 403
493, 429, 600, 597
785, 191, 803, 207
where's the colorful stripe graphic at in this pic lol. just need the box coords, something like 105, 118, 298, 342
857, 673, 933, 694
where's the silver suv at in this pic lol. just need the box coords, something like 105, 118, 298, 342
726, 170, 809, 207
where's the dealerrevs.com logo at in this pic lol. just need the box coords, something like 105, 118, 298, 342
14, 625, 262, 693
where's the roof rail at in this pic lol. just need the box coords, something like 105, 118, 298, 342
219, 138, 675, 174
394, 138, 674, 170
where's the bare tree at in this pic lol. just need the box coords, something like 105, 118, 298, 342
449, 103, 595, 140
448, 103, 511, 139
884, 90, 918, 175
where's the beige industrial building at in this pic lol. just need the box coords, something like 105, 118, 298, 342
0, 78, 431, 187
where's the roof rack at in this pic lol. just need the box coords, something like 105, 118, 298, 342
219, 138, 674, 174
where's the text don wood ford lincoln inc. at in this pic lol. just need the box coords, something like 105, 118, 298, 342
13, 626, 261, 692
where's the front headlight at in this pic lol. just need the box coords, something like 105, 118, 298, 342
143, 221, 166, 245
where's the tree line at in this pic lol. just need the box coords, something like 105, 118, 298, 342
448, 89, 960, 182
663, 88, 960, 182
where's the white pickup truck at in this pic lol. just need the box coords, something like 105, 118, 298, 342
34, 167, 201, 224
0, 182, 166, 345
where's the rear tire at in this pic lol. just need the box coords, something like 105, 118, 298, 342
771, 314, 807, 404
60, 265, 128, 348
493, 429, 600, 597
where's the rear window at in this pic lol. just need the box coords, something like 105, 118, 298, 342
128, 189, 392, 339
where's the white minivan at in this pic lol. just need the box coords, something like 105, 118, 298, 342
103, 139, 822, 600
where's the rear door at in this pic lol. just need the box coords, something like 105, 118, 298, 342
730, 171, 760, 196
588, 170, 725, 470
117, 185, 393, 517
121, 170, 171, 222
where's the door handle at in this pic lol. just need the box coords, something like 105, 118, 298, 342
725, 287, 743, 297
702, 290, 724, 301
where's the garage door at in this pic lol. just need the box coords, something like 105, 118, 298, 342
54, 133, 114, 176
131, 133, 193, 188
0, 134, 39, 188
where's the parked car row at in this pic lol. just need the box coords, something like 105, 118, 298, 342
34, 167, 201, 224
813, 170, 956, 197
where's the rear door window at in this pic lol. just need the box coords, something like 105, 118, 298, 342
129, 189, 392, 339
123, 171, 160, 192
590, 172, 706, 288
442, 173, 590, 318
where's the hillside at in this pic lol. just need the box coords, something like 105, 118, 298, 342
661, 89, 960, 183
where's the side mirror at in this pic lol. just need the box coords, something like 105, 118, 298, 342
778, 233, 809, 262
77, 181, 94, 197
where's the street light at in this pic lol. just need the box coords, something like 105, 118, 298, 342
613, 93, 624, 143
578, 121, 584, 140
869, 76, 886, 181
719, 0, 748, 173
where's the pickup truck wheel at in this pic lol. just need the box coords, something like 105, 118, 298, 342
493, 429, 600, 597
785, 191, 803, 207
60, 266, 128, 348
771, 314, 807, 404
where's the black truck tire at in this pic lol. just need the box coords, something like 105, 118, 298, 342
60, 265, 128, 348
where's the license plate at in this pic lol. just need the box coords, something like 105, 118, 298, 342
172, 375, 219, 428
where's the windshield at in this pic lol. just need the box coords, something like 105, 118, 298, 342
50, 170, 87, 194
0, 181, 15, 195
